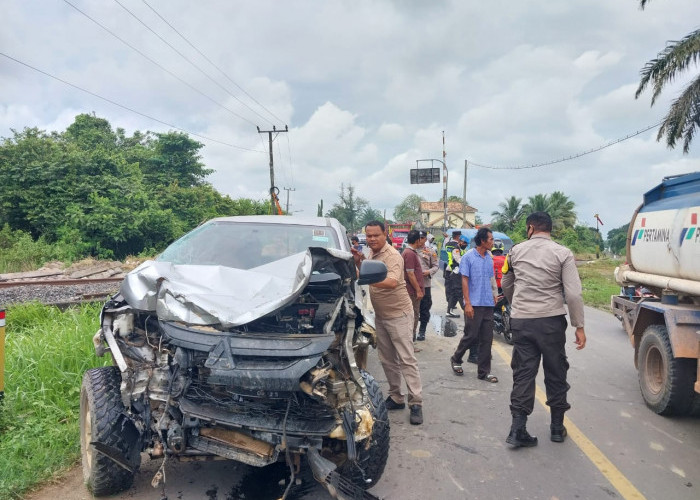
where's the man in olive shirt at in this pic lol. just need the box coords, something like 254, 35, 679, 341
501, 212, 586, 447
355, 220, 424, 425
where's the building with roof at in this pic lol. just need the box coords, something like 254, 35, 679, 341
419, 201, 477, 230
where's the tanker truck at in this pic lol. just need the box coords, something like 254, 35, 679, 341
611, 171, 700, 416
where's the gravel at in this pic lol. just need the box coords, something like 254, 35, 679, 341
0, 281, 121, 308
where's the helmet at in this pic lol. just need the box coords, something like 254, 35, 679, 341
459, 235, 469, 243
492, 240, 505, 255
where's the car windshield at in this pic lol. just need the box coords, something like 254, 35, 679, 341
157, 221, 341, 270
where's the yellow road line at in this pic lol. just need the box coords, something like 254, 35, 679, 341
491, 342, 646, 500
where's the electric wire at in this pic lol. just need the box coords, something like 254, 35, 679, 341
63, 0, 258, 127
0, 52, 265, 153
467, 122, 662, 170
142, 0, 285, 125
113, 0, 274, 127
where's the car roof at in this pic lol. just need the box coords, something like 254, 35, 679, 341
445, 227, 512, 242
210, 215, 336, 226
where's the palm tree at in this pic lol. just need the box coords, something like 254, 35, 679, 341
635, 0, 700, 153
491, 196, 524, 232
523, 194, 550, 214
547, 191, 577, 235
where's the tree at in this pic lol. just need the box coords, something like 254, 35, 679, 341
636, 0, 700, 152
491, 196, 524, 232
393, 194, 424, 222
0, 114, 269, 259
359, 207, 384, 227
326, 183, 369, 234
523, 193, 550, 214
607, 223, 630, 255
547, 191, 577, 235
522, 192, 576, 237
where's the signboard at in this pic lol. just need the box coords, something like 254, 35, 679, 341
410, 167, 441, 184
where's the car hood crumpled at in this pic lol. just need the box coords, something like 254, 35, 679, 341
119, 247, 354, 328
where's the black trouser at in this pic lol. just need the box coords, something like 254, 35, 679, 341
446, 271, 464, 310
419, 286, 432, 328
451, 306, 493, 378
509, 315, 571, 416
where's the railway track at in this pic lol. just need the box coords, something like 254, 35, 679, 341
0, 277, 123, 289
0, 277, 123, 308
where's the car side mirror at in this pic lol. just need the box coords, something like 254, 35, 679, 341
357, 260, 387, 285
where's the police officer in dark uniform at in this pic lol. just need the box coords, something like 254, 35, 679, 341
501, 212, 586, 448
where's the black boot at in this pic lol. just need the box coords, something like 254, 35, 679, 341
417, 324, 427, 341
506, 413, 538, 448
550, 410, 567, 443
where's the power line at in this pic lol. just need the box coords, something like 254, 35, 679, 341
0, 52, 265, 153
63, 0, 258, 127
467, 122, 662, 170
141, 0, 285, 125
113, 0, 274, 127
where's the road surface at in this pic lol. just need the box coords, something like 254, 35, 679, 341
25, 278, 699, 500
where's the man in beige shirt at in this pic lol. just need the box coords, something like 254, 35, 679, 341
354, 220, 424, 425
501, 211, 586, 448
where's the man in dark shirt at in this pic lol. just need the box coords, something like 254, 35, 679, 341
403, 230, 425, 343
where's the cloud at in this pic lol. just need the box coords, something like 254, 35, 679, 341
3, 0, 700, 237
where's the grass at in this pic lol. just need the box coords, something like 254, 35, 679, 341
0, 302, 110, 499
577, 257, 622, 311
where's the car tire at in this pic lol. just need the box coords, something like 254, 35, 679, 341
337, 370, 390, 489
637, 325, 695, 416
80, 366, 140, 496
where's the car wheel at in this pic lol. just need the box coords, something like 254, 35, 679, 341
81, 366, 140, 496
637, 325, 695, 416
337, 370, 390, 489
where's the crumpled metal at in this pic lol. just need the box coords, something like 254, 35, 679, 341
120, 251, 314, 328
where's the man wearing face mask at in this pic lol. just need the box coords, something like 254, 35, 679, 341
501, 212, 586, 448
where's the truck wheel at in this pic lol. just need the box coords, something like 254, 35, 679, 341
337, 370, 390, 489
80, 366, 140, 496
637, 325, 695, 416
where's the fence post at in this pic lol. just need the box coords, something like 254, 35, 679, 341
0, 308, 5, 403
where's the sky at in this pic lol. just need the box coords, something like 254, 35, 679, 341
2, 0, 700, 239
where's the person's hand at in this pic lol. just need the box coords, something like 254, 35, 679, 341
417, 289, 425, 299
350, 247, 364, 265
464, 303, 474, 319
574, 327, 586, 350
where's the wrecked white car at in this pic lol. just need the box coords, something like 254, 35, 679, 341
80, 216, 389, 499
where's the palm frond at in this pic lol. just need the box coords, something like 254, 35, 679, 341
636, 28, 700, 104
657, 75, 700, 152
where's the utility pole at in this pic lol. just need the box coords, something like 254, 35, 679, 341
462, 159, 468, 226
442, 131, 448, 233
283, 187, 295, 214
257, 125, 288, 214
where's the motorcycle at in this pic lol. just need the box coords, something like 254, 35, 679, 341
493, 291, 513, 344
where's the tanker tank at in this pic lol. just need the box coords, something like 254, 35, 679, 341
616, 171, 700, 298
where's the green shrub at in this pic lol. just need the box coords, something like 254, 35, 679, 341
0, 303, 109, 498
